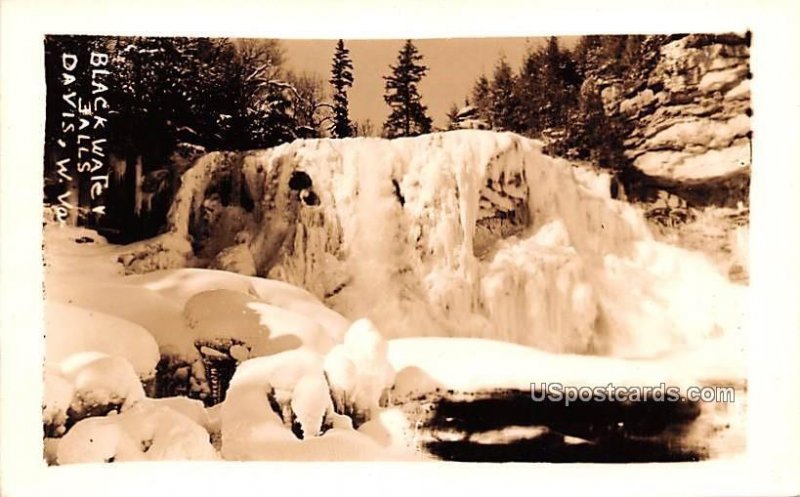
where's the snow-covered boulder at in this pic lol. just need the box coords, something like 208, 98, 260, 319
43, 352, 148, 433
45, 232, 351, 403
56, 402, 218, 464
219, 346, 414, 461
60, 352, 146, 412
210, 244, 257, 276
220, 349, 326, 457
117, 234, 193, 275
127, 268, 349, 347
221, 319, 396, 455
43, 369, 75, 437
143, 396, 211, 431
45, 301, 160, 382
183, 289, 270, 348
183, 287, 338, 359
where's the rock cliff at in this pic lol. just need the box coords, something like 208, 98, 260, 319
600, 34, 751, 206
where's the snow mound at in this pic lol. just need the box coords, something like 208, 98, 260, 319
132, 268, 349, 351
45, 301, 160, 380
220, 320, 401, 458
57, 402, 218, 464
45, 238, 350, 361
154, 130, 743, 357
220, 349, 325, 458
143, 397, 211, 430
58, 352, 146, 414
45, 228, 352, 404
221, 355, 415, 461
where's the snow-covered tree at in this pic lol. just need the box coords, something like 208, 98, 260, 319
285, 71, 328, 138
329, 39, 354, 138
382, 40, 432, 138
212, 39, 297, 149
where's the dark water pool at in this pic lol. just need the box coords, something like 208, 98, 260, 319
416, 388, 707, 462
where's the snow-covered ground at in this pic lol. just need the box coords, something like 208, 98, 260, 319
43, 130, 747, 463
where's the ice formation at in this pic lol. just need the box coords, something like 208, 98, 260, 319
132, 130, 744, 358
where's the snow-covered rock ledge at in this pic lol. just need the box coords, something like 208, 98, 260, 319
119, 130, 745, 358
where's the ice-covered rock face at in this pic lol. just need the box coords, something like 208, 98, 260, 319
139, 130, 742, 358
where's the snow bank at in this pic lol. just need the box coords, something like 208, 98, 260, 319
45, 230, 348, 361
150, 130, 743, 358
387, 335, 742, 395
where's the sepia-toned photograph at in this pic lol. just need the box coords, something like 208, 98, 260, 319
4, 1, 800, 495
40, 32, 751, 464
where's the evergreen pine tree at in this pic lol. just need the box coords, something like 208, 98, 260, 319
445, 103, 461, 130
470, 74, 493, 127
382, 40, 432, 137
514, 49, 545, 134
489, 57, 518, 131
537, 36, 580, 130
329, 39, 354, 138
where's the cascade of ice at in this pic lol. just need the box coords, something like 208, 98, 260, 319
153, 130, 743, 358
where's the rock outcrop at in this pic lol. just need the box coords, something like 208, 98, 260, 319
601, 34, 751, 207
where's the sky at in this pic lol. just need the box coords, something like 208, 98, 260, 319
282, 37, 578, 132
